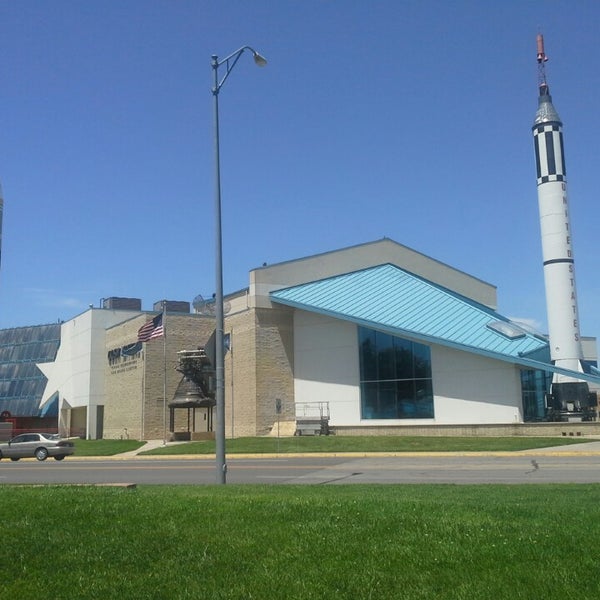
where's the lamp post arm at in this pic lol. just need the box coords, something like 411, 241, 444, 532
212, 46, 265, 94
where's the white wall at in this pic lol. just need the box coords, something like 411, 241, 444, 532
293, 311, 361, 424
430, 346, 523, 423
38, 308, 141, 438
292, 311, 525, 426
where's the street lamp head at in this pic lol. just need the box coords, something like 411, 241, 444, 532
253, 51, 267, 67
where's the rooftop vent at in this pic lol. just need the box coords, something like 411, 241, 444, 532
102, 297, 142, 311
153, 300, 191, 314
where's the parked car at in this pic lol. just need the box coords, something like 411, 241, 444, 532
0, 433, 75, 461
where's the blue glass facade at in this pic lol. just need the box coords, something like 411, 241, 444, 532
358, 327, 434, 419
0, 324, 61, 417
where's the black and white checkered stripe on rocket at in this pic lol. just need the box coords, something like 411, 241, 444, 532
533, 123, 567, 185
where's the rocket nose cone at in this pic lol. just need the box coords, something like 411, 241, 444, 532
534, 88, 561, 125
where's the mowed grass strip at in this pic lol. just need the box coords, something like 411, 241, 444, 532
1, 484, 599, 599
142, 435, 589, 455
72, 439, 145, 456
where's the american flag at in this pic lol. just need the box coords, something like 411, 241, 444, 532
137, 313, 164, 342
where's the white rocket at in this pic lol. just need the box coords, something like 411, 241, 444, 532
532, 34, 584, 378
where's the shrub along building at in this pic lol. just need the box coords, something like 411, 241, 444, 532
1, 238, 599, 440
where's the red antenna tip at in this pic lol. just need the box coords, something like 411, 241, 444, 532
536, 33, 548, 63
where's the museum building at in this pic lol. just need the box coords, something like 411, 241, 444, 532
1, 238, 599, 440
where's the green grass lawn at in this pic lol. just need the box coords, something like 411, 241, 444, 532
2, 484, 599, 599
142, 435, 589, 455
73, 439, 145, 456
69, 435, 591, 457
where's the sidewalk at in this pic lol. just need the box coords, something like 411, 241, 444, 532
114, 439, 172, 457
523, 440, 600, 454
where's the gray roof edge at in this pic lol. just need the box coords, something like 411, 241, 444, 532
252, 237, 496, 291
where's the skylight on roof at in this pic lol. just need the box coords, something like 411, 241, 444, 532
487, 321, 526, 340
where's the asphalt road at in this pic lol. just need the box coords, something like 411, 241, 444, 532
2, 453, 600, 485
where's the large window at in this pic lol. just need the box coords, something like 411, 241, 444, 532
358, 327, 434, 419
521, 369, 551, 422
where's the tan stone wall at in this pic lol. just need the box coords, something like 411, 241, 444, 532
224, 309, 257, 437
221, 306, 294, 438
104, 315, 146, 439
104, 313, 215, 440
141, 334, 175, 440
70, 407, 87, 438
254, 307, 295, 436
333, 422, 600, 437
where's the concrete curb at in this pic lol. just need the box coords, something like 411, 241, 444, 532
67, 449, 600, 461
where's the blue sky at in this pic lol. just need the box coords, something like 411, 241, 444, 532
0, 1, 598, 346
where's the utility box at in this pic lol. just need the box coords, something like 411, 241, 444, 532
102, 297, 142, 311
153, 300, 191, 313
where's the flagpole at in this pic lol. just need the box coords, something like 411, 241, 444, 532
162, 301, 167, 446
141, 347, 146, 441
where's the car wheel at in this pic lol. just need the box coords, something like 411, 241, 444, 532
10, 457, 19, 462
35, 447, 49, 461
54, 455, 65, 461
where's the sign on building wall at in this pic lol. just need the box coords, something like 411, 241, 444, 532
107, 341, 143, 375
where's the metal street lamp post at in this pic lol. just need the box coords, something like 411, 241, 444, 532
212, 46, 267, 484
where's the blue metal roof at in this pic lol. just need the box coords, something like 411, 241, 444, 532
270, 264, 600, 384
271, 263, 552, 362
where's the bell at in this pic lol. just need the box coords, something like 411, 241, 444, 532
170, 377, 214, 408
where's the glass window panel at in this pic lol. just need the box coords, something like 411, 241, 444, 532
376, 331, 395, 381
358, 326, 434, 420
359, 328, 377, 381
413, 342, 432, 379
394, 337, 413, 379
396, 380, 416, 418
379, 381, 398, 418
521, 369, 551, 422
360, 382, 378, 419
414, 379, 434, 418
